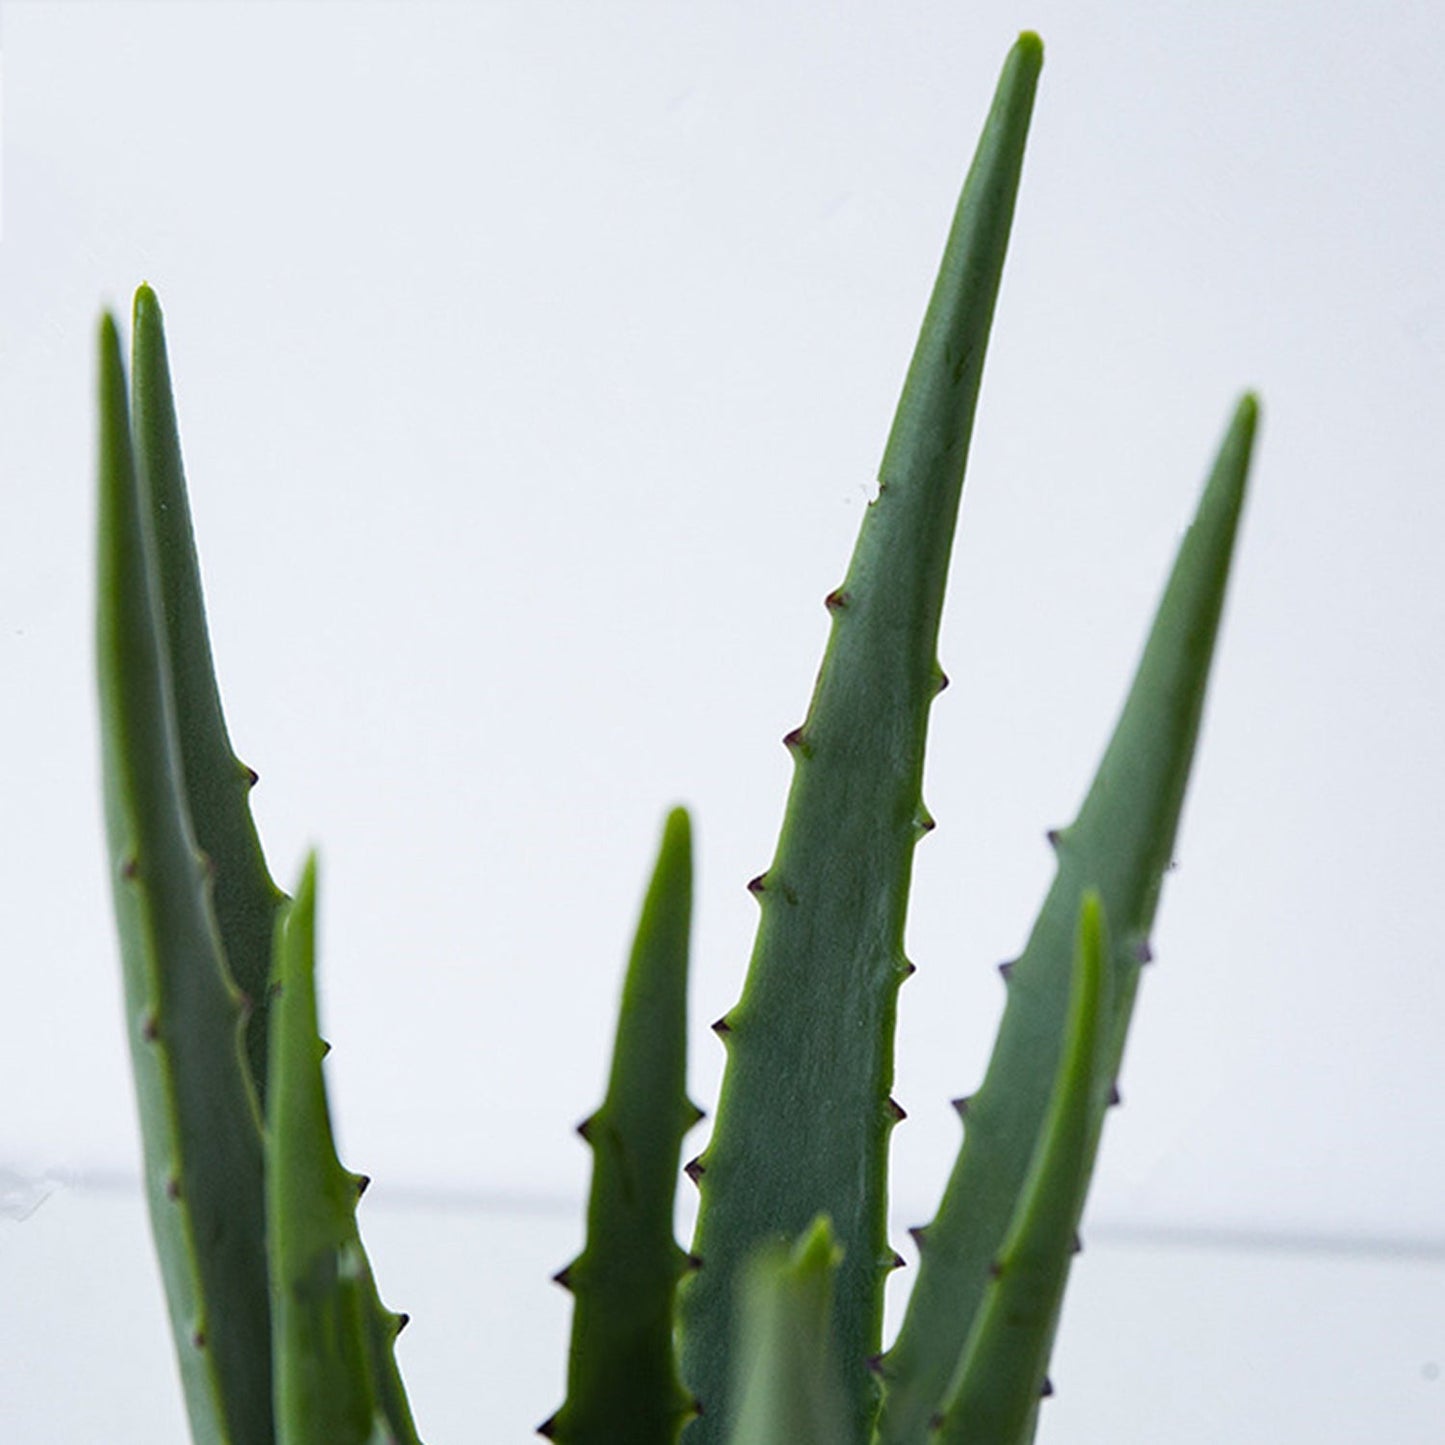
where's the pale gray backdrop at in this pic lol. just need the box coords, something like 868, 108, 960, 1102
2, 2, 1442, 1439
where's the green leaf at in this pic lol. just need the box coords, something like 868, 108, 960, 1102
543, 808, 700, 1444
680, 34, 1043, 1443
875, 394, 1260, 1443
96, 309, 274, 1445
268, 856, 421, 1445
726, 1218, 850, 1445
130, 284, 287, 1111
932, 893, 1111, 1445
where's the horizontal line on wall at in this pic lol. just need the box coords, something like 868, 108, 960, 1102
7, 1164, 1444, 1262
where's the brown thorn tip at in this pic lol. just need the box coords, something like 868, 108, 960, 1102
120, 855, 139, 880
684, 1156, 705, 1185
165, 1176, 182, 1202
998, 960, 1015, 981
988, 1259, 1004, 1279
686, 1252, 703, 1271
551, 1266, 574, 1290
141, 1013, 160, 1043
746, 873, 767, 895
1046, 828, 1062, 849
1136, 939, 1154, 964
711, 1016, 732, 1038
395, 1312, 410, 1334
886, 1097, 907, 1122
935, 669, 950, 693
536, 1412, 559, 1439
909, 1225, 928, 1248
782, 726, 807, 751
192, 1329, 207, 1350
866, 1353, 887, 1378
575, 1115, 595, 1142
929, 1413, 946, 1431
355, 1174, 371, 1197
952, 1095, 971, 1119
901, 959, 917, 979
888, 1250, 906, 1271
1108, 1082, 1122, 1107
1041, 1378, 1055, 1398
244, 765, 259, 787
824, 588, 850, 612
1071, 1231, 1083, 1255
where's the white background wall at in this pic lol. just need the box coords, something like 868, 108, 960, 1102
2, 2, 1442, 1439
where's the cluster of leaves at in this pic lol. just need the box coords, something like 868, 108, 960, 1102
95, 32, 1256, 1445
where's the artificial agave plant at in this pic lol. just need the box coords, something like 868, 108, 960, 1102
96, 31, 1258, 1445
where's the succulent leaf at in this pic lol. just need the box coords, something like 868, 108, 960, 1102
680, 34, 1042, 1443
545, 808, 700, 1444
96, 311, 274, 1445
268, 856, 421, 1445
726, 1217, 850, 1445
930, 892, 1111, 1444
874, 394, 1260, 1443
129, 284, 287, 1110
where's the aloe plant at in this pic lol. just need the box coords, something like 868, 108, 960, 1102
95, 30, 1258, 1445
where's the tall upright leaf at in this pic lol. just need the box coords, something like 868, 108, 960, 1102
680, 35, 1044, 1442
130, 284, 286, 1109
875, 395, 1259, 1442
268, 857, 420, 1445
932, 892, 1111, 1445
543, 808, 700, 1444
726, 1218, 850, 1445
96, 311, 274, 1445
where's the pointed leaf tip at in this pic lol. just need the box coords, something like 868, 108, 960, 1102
132, 281, 162, 329
1016, 31, 1043, 64
98, 309, 122, 356
662, 804, 692, 848
299, 849, 320, 902
1209, 393, 1260, 506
